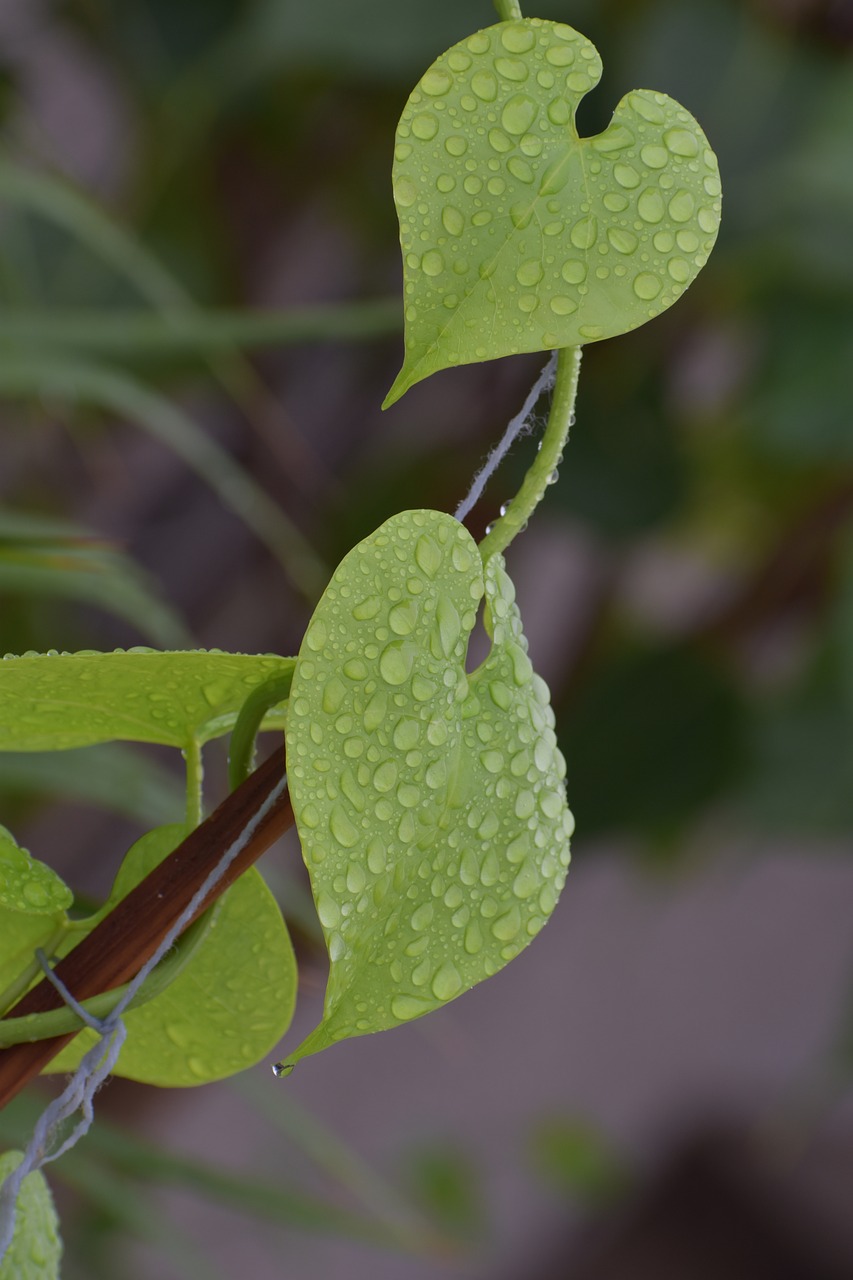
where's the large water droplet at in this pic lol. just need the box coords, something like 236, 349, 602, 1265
411, 113, 438, 141
640, 144, 669, 170
330, 805, 359, 848
495, 57, 529, 82
501, 94, 537, 136
471, 70, 498, 102
379, 642, 414, 686
668, 189, 695, 223
442, 206, 464, 237
637, 189, 665, 223
391, 993, 433, 1021
422, 249, 445, 277
501, 23, 535, 53
633, 272, 662, 300
664, 126, 699, 157
432, 961, 463, 1000
570, 216, 597, 249
507, 156, 534, 184
421, 67, 453, 97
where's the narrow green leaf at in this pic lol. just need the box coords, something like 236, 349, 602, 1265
0, 507, 190, 648
0, 650, 293, 752
0, 357, 328, 597
0, 909, 67, 1014
283, 510, 572, 1066
0, 826, 72, 915
47, 826, 297, 1086
0, 1152, 62, 1280
384, 18, 720, 405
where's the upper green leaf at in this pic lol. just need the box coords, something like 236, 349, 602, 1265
47, 825, 297, 1086
283, 510, 572, 1067
0, 650, 294, 752
384, 18, 721, 405
0, 826, 73, 915
0, 1152, 62, 1280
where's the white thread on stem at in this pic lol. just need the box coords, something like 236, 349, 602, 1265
0, 771, 289, 1263
454, 352, 558, 524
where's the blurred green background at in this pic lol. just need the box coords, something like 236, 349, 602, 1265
1, 0, 852, 1277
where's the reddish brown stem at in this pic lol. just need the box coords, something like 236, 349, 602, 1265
0, 747, 293, 1110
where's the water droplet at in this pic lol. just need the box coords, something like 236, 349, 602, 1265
637, 188, 665, 223
367, 838, 386, 874
664, 126, 699, 157
667, 256, 690, 282
629, 92, 665, 124
448, 49, 472, 72
507, 157, 534, 184
570, 216, 597, 249
322, 677, 347, 714
272, 1060, 294, 1077
492, 904, 521, 941
330, 806, 359, 848
343, 658, 367, 680
640, 144, 669, 170
512, 858, 540, 899
445, 135, 467, 157
545, 44, 574, 67
471, 70, 498, 102
397, 782, 420, 808
495, 57, 529, 82
391, 993, 433, 1021
415, 534, 442, 578
436, 173, 455, 193
633, 271, 662, 300
501, 23, 535, 53
411, 902, 434, 931
373, 760, 398, 793
592, 124, 634, 154
394, 177, 417, 207
668, 189, 695, 223
316, 890, 342, 927
464, 921, 483, 954
389, 599, 418, 635
567, 71, 592, 93
421, 249, 445, 277
613, 163, 640, 190
363, 690, 387, 733
698, 206, 719, 234
379, 641, 412, 686
432, 960, 463, 1000
411, 113, 438, 141
421, 67, 453, 97
549, 295, 577, 316
516, 259, 543, 287
435, 593, 461, 656
499, 93, 532, 137
606, 227, 638, 255
677, 229, 700, 252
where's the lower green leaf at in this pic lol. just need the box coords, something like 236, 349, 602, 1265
46, 826, 297, 1086
283, 510, 573, 1067
0, 827, 72, 915
0, 1152, 62, 1279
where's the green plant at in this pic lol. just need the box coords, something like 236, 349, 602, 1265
0, 0, 719, 1270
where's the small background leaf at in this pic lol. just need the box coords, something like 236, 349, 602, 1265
0, 1151, 62, 1280
385, 18, 720, 403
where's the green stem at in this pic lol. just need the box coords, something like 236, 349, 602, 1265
478, 345, 582, 564
494, 0, 523, 19
228, 671, 295, 791
184, 738, 204, 828
0, 921, 69, 1017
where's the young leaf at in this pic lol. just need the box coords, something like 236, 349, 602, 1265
384, 18, 721, 405
0, 650, 294, 752
283, 510, 572, 1067
0, 826, 73, 915
0, 909, 68, 1012
46, 826, 297, 1086
0, 1152, 62, 1280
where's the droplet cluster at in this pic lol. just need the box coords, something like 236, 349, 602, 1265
0, 824, 72, 914
387, 18, 721, 402
286, 510, 573, 1048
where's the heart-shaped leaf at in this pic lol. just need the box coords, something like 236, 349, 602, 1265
46, 826, 297, 1086
0, 825, 72, 915
384, 18, 721, 405
283, 510, 573, 1067
0, 650, 294, 752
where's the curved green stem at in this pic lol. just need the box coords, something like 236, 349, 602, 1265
0, 921, 69, 1017
0, 907, 214, 1047
228, 671, 295, 791
478, 345, 582, 564
494, 0, 523, 19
